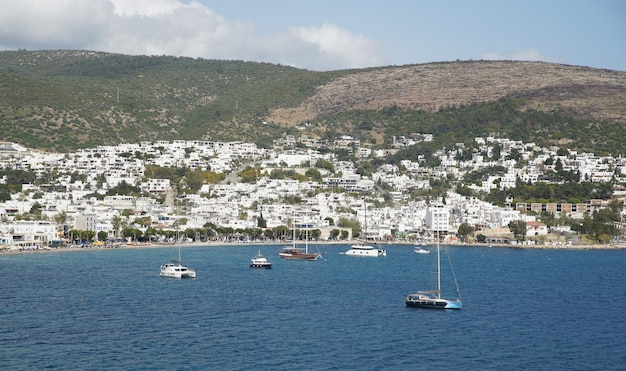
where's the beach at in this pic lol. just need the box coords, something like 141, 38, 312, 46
2, 239, 625, 256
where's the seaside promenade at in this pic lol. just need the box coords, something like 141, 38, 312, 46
3, 239, 625, 255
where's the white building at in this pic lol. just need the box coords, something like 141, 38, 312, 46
425, 203, 449, 233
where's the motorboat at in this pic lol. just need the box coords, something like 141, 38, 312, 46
250, 250, 272, 269
343, 200, 386, 257
413, 246, 430, 254
343, 243, 386, 257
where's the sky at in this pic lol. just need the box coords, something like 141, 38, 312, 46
0, 0, 624, 72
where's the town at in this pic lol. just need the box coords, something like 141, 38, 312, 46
1, 133, 625, 251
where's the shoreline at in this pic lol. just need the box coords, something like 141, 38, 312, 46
2, 239, 625, 256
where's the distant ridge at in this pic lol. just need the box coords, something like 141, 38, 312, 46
1, 50, 625, 153
269, 61, 626, 125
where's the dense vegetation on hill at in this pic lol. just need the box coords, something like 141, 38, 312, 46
1, 50, 625, 156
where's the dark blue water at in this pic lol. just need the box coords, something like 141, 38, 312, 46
1, 244, 625, 370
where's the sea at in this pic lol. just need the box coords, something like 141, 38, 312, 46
1, 243, 625, 370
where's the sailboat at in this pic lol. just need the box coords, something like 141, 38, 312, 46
279, 218, 320, 260
405, 232, 461, 309
343, 200, 386, 257
160, 245, 196, 278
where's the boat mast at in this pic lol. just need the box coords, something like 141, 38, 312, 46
437, 230, 441, 299
363, 199, 368, 243
305, 222, 308, 253
292, 216, 296, 249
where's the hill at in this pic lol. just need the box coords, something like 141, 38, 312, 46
1, 50, 625, 154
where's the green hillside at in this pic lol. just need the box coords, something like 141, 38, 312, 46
1, 50, 625, 155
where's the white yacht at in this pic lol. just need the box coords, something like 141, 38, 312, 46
160, 246, 196, 278
344, 243, 386, 257
250, 250, 272, 269
160, 259, 196, 278
343, 200, 386, 257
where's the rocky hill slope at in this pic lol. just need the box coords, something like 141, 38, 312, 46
269, 61, 626, 126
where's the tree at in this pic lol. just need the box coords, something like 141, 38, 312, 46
305, 168, 322, 181
54, 211, 68, 225
508, 220, 527, 241
338, 217, 360, 238
183, 170, 206, 193
325, 216, 334, 226
122, 227, 141, 241
457, 223, 475, 242
112, 215, 122, 238
257, 212, 267, 228
135, 216, 152, 228
97, 231, 108, 241
315, 159, 335, 173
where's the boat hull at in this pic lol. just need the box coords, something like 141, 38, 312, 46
160, 261, 196, 278
344, 245, 386, 257
279, 249, 320, 260
160, 271, 196, 278
250, 263, 272, 269
279, 253, 319, 260
405, 295, 462, 309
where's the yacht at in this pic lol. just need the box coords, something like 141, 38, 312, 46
279, 218, 321, 261
250, 250, 272, 269
344, 243, 386, 257
160, 246, 196, 278
406, 231, 462, 309
279, 247, 320, 260
343, 200, 386, 257
160, 259, 196, 278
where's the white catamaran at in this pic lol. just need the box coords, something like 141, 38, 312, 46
160, 246, 196, 278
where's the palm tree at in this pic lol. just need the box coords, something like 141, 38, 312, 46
112, 215, 122, 239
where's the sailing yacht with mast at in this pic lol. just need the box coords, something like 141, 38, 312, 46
279, 218, 320, 260
405, 231, 461, 309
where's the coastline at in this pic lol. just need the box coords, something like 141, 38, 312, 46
2, 239, 625, 256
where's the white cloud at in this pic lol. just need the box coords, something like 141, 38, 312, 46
0, 0, 114, 49
109, 0, 184, 16
289, 23, 387, 70
482, 49, 549, 62
0, 0, 386, 71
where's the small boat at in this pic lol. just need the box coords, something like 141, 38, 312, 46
406, 232, 461, 309
250, 250, 272, 269
344, 243, 386, 257
413, 247, 430, 254
160, 247, 196, 278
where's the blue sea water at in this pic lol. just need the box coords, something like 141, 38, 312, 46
1, 244, 625, 370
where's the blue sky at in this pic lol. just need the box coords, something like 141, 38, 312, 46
0, 0, 624, 71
